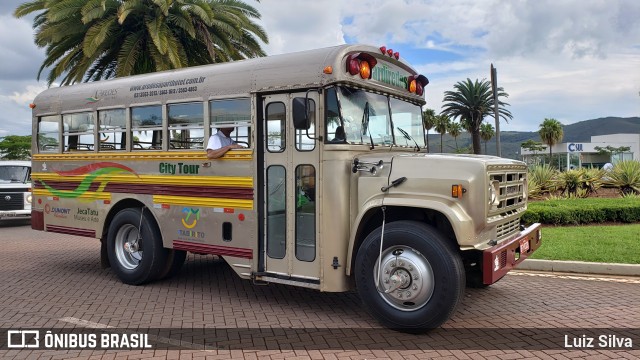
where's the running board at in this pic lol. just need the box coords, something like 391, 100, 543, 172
252, 272, 320, 290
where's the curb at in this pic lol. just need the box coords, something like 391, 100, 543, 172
519, 259, 640, 277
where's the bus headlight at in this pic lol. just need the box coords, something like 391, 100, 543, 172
26, 193, 32, 204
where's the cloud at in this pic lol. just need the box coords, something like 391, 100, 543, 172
0, 0, 639, 137
8, 84, 48, 105
0, 14, 45, 81
255, 0, 345, 54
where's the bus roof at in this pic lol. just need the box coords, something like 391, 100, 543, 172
32, 44, 426, 115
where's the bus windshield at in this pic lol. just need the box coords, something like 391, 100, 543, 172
333, 86, 425, 147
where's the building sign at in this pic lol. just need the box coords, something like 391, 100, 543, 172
567, 143, 584, 152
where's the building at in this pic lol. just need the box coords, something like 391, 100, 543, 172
521, 133, 639, 170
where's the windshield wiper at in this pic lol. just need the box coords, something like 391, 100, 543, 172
361, 102, 375, 150
397, 127, 421, 152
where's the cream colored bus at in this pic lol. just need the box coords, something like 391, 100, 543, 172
30, 44, 540, 332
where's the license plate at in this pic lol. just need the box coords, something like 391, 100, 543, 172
519, 238, 530, 253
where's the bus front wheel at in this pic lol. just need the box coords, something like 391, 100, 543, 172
107, 208, 168, 285
355, 220, 465, 333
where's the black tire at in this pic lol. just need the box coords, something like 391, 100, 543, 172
107, 208, 168, 285
158, 249, 187, 280
355, 220, 465, 333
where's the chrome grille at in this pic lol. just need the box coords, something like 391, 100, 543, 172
488, 165, 527, 240
489, 169, 527, 216
496, 218, 521, 239
0, 192, 24, 211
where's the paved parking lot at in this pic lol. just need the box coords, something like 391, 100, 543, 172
0, 220, 638, 359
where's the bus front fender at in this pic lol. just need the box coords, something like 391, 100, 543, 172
345, 195, 475, 276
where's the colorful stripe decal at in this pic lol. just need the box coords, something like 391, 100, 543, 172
34, 162, 138, 200
153, 195, 253, 209
46, 225, 96, 238
33, 188, 111, 201
31, 173, 253, 188
173, 240, 253, 259
32, 181, 253, 200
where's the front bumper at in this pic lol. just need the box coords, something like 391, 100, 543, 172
482, 223, 542, 285
0, 210, 31, 220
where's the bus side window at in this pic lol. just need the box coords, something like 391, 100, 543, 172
168, 102, 204, 150
265, 102, 285, 152
324, 87, 342, 143
131, 105, 163, 150
98, 109, 126, 151
209, 98, 252, 148
38, 115, 60, 152
294, 98, 315, 151
63, 112, 94, 152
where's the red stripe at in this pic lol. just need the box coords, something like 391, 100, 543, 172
173, 240, 253, 259
46, 225, 96, 238
33, 180, 254, 199
55, 162, 136, 176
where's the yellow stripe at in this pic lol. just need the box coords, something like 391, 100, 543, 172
33, 188, 112, 201
32, 150, 253, 162
153, 195, 253, 210
31, 173, 254, 188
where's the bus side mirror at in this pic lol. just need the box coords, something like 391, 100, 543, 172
292, 97, 310, 130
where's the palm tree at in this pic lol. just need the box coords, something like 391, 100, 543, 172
434, 114, 450, 153
14, 0, 268, 85
441, 78, 512, 154
538, 118, 564, 160
480, 122, 495, 155
448, 122, 462, 150
422, 108, 436, 153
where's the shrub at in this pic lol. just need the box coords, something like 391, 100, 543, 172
605, 160, 640, 195
528, 164, 557, 197
522, 197, 640, 225
556, 168, 604, 198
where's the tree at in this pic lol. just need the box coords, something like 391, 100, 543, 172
441, 78, 512, 154
480, 122, 495, 155
448, 122, 462, 150
0, 135, 31, 160
422, 108, 436, 153
521, 139, 546, 153
14, 0, 268, 85
434, 114, 450, 153
594, 145, 631, 156
538, 118, 564, 160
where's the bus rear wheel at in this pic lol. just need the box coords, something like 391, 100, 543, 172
107, 208, 167, 285
355, 220, 465, 333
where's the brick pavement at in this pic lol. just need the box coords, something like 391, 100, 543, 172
0, 220, 638, 359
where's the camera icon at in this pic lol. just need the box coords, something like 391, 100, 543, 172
7, 330, 40, 348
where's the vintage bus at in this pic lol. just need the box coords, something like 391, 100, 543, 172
30, 44, 541, 332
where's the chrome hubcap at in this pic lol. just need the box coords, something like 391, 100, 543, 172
375, 246, 435, 311
115, 224, 143, 270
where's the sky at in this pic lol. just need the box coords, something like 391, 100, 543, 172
1, 0, 639, 137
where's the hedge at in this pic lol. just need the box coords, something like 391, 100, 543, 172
522, 197, 640, 225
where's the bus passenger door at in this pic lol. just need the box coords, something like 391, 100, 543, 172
261, 92, 320, 284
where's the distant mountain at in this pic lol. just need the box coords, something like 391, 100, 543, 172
426, 117, 640, 159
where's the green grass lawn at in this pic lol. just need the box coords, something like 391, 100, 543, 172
530, 224, 640, 264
